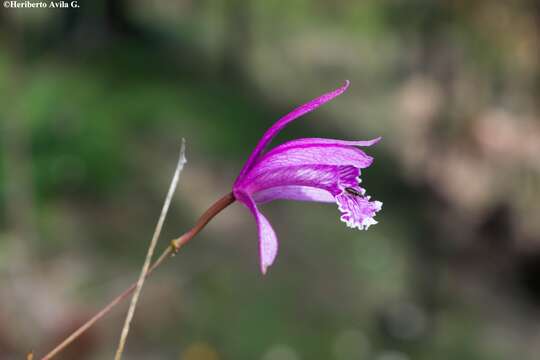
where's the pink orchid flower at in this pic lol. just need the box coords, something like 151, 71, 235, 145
233, 81, 382, 274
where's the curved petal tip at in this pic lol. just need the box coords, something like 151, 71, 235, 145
366, 136, 382, 146
235, 191, 279, 275
336, 80, 350, 95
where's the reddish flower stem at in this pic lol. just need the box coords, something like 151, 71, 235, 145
40, 192, 236, 360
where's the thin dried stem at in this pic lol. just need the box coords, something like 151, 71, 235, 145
114, 140, 187, 360
40, 192, 235, 360
41, 247, 172, 360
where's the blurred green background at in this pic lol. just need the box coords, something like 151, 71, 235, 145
1, 1, 540, 359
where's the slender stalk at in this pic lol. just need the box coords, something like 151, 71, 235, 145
115, 140, 187, 360
40, 192, 236, 360
170, 192, 237, 250
41, 248, 172, 360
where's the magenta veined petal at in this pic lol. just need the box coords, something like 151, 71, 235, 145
238, 164, 361, 197
265, 137, 382, 152
236, 81, 350, 181
243, 139, 380, 182
252, 185, 335, 204
235, 191, 279, 274
336, 192, 383, 230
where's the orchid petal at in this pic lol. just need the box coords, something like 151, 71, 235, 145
252, 185, 335, 204
336, 190, 382, 230
240, 164, 361, 197
246, 140, 377, 180
268, 137, 382, 151
235, 191, 278, 274
236, 81, 350, 181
